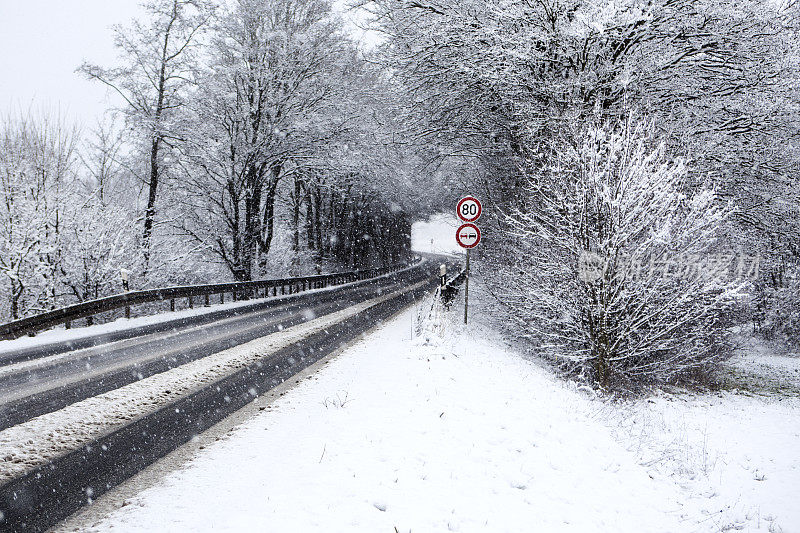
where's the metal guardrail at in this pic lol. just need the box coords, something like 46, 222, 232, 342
0, 259, 420, 341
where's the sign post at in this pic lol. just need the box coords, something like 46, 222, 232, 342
456, 197, 482, 324
465, 247, 470, 325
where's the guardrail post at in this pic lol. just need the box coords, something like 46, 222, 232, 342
220, 292, 224, 304
125, 306, 131, 319
170, 298, 175, 312
281, 285, 285, 295
205, 294, 210, 307
188, 296, 193, 309
65, 320, 71, 330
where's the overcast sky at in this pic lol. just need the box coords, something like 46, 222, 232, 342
0, 1, 147, 128
0, 1, 378, 131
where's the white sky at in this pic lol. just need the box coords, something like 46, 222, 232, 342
0, 1, 145, 129
0, 1, 379, 131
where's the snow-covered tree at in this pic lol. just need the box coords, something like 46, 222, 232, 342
0, 111, 146, 321
58, 192, 141, 304
365, 0, 800, 219
79, 118, 127, 204
174, 0, 344, 279
174, 0, 412, 279
497, 121, 747, 388
79, 0, 213, 272
0, 111, 79, 319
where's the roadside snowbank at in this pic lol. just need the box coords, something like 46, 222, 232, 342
606, 333, 800, 531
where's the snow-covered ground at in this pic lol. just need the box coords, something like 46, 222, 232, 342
411, 213, 463, 256
56, 290, 800, 532
726, 332, 800, 392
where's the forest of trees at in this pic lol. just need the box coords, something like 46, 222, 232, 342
0, 0, 416, 321
1, 0, 798, 390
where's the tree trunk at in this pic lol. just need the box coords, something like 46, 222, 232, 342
292, 177, 302, 252
224, 178, 242, 278
258, 164, 282, 265
314, 188, 323, 254
10, 280, 23, 320
306, 186, 315, 250
142, 136, 160, 272
142, 3, 177, 275
242, 165, 262, 281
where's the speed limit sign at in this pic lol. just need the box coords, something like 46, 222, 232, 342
454, 197, 482, 326
457, 196, 482, 222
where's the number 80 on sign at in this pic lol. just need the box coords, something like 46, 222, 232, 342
456, 196, 482, 222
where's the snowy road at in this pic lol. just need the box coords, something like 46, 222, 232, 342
0, 267, 431, 431
0, 259, 445, 532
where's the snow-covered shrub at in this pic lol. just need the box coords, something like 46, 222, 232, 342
498, 121, 746, 389
755, 263, 800, 349
58, 193, 142, 303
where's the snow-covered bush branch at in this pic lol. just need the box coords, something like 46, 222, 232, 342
498, 120, 746, 388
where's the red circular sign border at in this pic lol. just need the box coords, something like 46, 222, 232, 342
456, 223, 481, 249
457, 196, 482, 223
